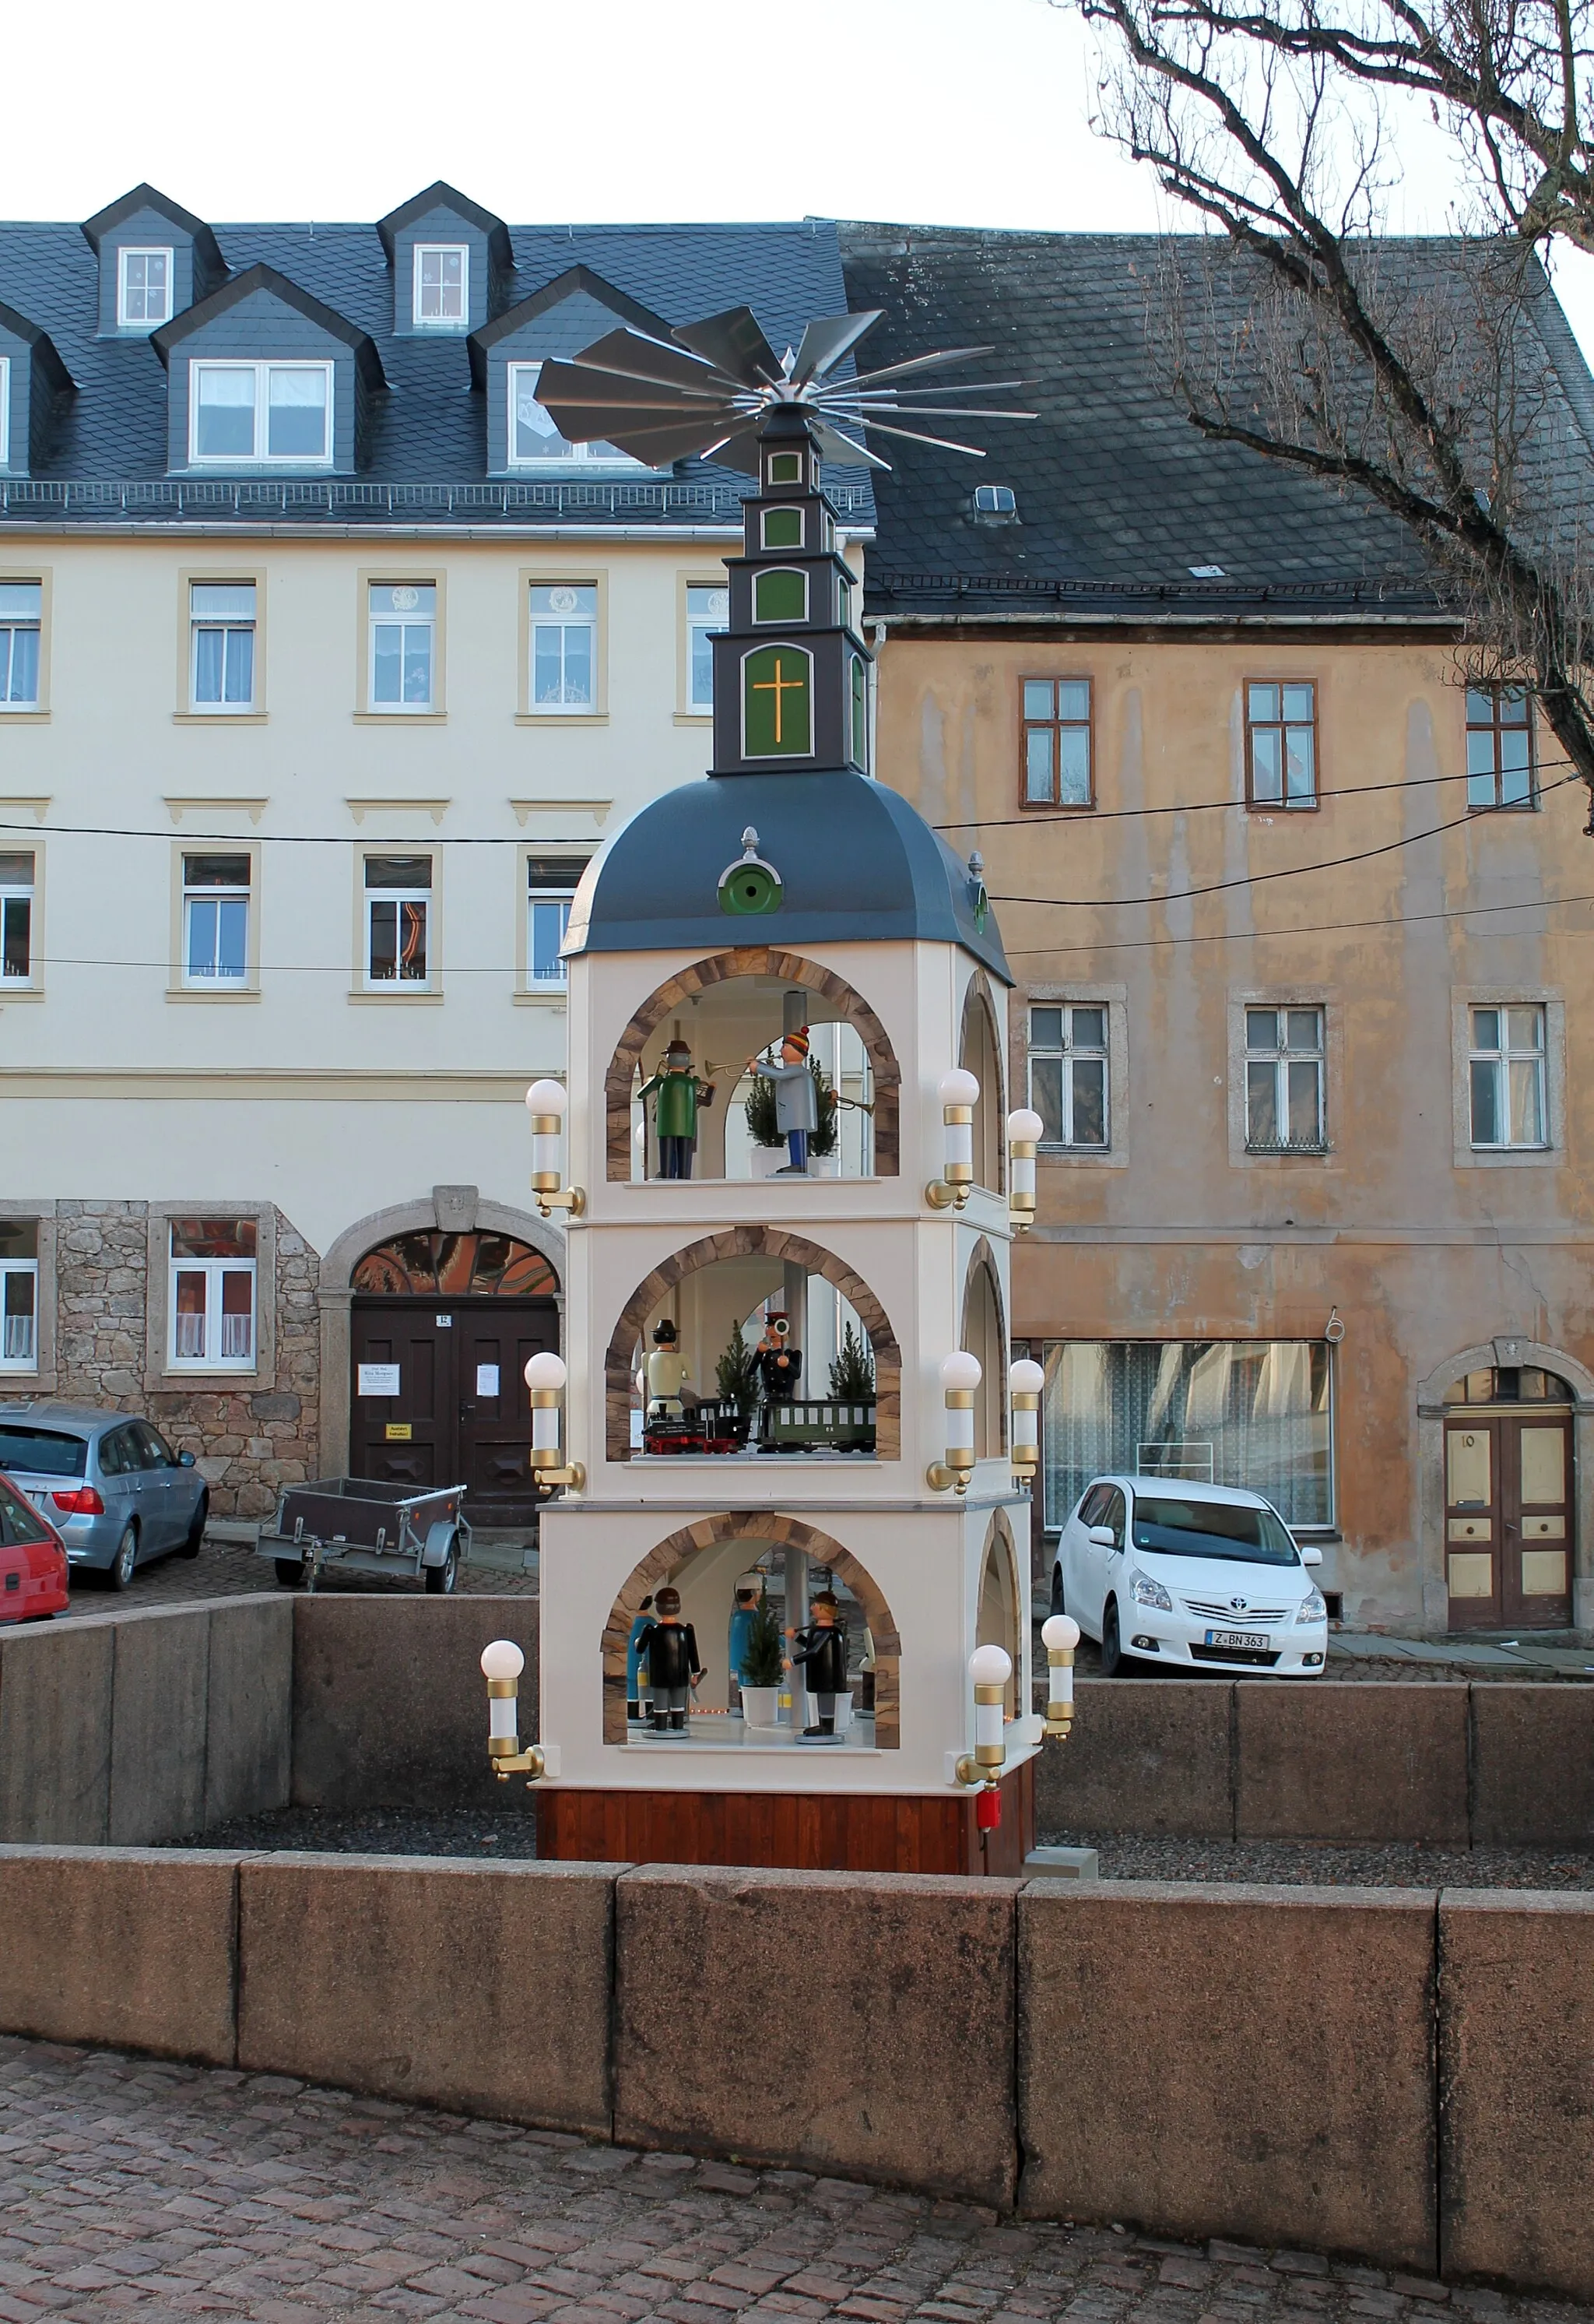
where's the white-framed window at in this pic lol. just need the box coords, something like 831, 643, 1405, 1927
170, 1217, 256, 1369
1029, 1004, 1108, 1148
118, 246, 174, 328
686, 584, 728, 712
1, 852, 34, 983
1469, 1004, 1547, 1148
364, 854, 431, 986
1245, 1006, 1326, 1151
190, 360, 332, 466
413, 244, 468, 329
753, 568, 808, 624
527, 859, 584, 987
506, 361, 645, 468
0, 359, 9, 471
368, 583, 437, 711
0, 582, 41, 707
0, 1222, 37, 1369
191, 582, 256, 709
529, 583, 597, 711
182, 853, 250, 986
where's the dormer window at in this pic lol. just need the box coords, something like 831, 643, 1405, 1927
973, 484, 1017, 515
118, 248, 174, 329
189, 360, 332, 466
506, 361, 644, 469
413, 245, 468, 329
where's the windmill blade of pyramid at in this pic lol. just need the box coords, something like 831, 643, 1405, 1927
837, 378, 1029, 401
695, 422, 766, 476
844, 345, 999, 389
533, 360, 737, 414
567, 325, 746, 397
806, 416, 893, 473
672, 305, 783, 389
574, 413, 750, 465
837, 403, 1040, 422
852, 416, 994, 457
789, 311, 883, 386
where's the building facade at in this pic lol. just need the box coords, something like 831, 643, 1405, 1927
846, 222, 1594, 1633
0, 185, 869, 1521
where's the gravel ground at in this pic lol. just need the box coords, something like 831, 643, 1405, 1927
161, 1807, 1594, 1889
5, 2034, 1585, 2321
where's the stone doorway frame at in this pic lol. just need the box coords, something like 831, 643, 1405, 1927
1416, 1335, 1594, 1630
317, 1187, 564, 1478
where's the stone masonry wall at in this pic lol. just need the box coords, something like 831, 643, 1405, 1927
16, 1202, 321, 1520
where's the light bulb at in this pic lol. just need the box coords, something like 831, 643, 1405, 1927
1009, 1358, 1045, 1396
1006, 1108, 1045, 1144
968, 1643, 1013, 1686
939, 1067, 980, 1109
480, 1640, 525, 1681
525, 1078, 567, 1116
523, 1352, 568, 1393
1041, 1616, 1080, 1652
940, 1350, 982, 1394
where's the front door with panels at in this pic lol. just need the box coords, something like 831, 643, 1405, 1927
349, 1230, 560, 1524
1444, 1366, 1575, 1629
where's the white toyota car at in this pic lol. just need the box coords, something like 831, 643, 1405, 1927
1049, 1475, 1328, 1676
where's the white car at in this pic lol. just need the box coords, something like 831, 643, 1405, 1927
1050, 1475, 1328, 1676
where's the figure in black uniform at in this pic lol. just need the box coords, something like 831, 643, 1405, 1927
785, 1589, 848, 1740
632, 1585, 703, 1735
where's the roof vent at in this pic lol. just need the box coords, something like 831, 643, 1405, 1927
973, 483, 1017, 516
1188, 563, 1226, 578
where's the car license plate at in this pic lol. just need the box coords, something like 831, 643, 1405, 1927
1205, 1627, 1269, 1651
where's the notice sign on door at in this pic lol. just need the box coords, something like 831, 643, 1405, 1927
476, 1364, 500, 1397
358, 1363, 401, 1398
384, 1422, 413, 1442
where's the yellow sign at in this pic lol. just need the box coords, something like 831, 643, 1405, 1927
384, 1422, 413, 1441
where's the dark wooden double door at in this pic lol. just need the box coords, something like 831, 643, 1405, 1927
1445, 1408, 1574, 1628
351, 1297, 558, 1524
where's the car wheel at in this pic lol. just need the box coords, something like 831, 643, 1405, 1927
1049, 1563, 1066, 1617
424, 1538, 459, 1596
177, 1491, 208, 1558
1100, 1597, 1126, 1676
105, 1525, 139, 1593
273, 1559, 307, 1589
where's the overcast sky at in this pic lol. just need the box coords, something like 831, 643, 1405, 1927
8, 0, 1594, 357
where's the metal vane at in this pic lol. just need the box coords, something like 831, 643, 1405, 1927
532, 305, 1034, 477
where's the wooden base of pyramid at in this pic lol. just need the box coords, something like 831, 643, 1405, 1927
535, 1757, 1035, 1878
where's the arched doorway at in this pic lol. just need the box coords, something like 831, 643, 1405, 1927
1437, 1352, 1578, 1630
349, 1226, 559, 1521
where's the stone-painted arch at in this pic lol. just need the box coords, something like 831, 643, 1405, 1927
600, 1510, 901, 1747
604, 946, 901, 1180
961, 1233, 1009, 1455
604, 1226, 901, 1461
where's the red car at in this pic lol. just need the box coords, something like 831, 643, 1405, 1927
0, 1467, 68, 1623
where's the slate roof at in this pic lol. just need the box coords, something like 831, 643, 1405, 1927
838, 222, 1594, 622
0, 208, 872, 529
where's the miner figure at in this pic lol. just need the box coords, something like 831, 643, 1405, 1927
747, 1025, 817, 1173
786, 1589, 848, 1741
634, 1585, 703, 1735
637, 1033, 714, 1180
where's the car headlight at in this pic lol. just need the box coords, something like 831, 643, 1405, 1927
1130, 1570, 1173, 1611
1295, 1587, 1327, 1625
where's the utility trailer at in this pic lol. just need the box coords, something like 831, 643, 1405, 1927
258, 1477, 471, 1593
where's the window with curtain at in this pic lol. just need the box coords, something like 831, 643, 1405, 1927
1041, 1338, 1333, 1532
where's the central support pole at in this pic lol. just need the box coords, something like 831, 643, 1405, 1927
780, 990, 809, 1728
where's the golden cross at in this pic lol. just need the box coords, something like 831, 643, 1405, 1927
751, 655, 805, 744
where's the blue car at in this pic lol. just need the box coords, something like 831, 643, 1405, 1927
0, 1404, 208, 1591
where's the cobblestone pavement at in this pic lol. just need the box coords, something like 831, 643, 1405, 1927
0, 2037, 1583, 2324
53, 1538, 537, 1616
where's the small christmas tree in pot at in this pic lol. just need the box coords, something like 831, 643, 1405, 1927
715, 1326, 760, 1447
737, 1587, 785, 1731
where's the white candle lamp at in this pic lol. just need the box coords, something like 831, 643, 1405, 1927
956, 1641, 1013, 1789
1009, 1356, 1045, 1485
925, 1067, 979, 1209
480, 1638, 545, 1781
1041, 1614, 1081, 1739
525, 1080, 586, 1220
524, 1350, 585, 1493
926, 1349, 981, 1494
1006, 1107, 1044, 1232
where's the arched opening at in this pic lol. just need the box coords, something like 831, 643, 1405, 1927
602, 1511, 901, 1747
961, 1241, 1007, 1457
604, 947, 901, 1182
977, 1513, 1022, 1718
959, 973, 1006, 1195
606, 1228, 900, 1463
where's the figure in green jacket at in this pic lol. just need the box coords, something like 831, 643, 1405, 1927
637, 1035, 715, 1180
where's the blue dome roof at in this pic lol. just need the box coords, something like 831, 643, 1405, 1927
564, 772, 1009, 981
